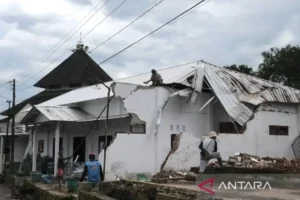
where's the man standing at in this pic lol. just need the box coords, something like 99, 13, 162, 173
80, 153, 104, 185
199, 131, 223, 173
144, 69, 163, 86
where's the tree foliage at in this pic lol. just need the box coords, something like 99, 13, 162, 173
257, 45, 300, 89
224, 44, 300, 89
224, 64, 256, 76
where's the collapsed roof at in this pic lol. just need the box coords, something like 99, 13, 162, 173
32, 61, 300, 126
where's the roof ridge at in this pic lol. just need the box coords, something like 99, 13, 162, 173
114, 60, 201, 81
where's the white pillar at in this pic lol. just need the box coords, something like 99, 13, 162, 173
54, 122, 60, 176
32, 126, 37, 171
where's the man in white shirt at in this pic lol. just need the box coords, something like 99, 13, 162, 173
199, 131, 223, 173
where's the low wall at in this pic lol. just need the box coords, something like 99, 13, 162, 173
24, 181, 76, 200
98, 180, 199, 200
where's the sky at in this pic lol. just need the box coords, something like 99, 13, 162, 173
0, 0, 300, 111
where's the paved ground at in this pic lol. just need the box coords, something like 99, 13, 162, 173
0, 184, 11, 200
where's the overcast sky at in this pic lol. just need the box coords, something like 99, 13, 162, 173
0, 0, 299, 111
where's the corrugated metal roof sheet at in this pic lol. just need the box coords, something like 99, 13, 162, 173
39, 61, 199, 107
215, 68, 300, 105
36, 60, 300, 126
35, 106, 96, 122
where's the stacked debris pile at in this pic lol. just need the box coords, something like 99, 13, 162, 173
208, 153, 300, 172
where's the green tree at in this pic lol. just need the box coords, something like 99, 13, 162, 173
224, 64, 256, 76
257, 44, 300, 89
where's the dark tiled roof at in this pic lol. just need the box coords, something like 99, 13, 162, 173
34, 50, 112, 88
1, 89, 71, 116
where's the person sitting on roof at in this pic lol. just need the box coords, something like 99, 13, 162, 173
144, 69, 163, 86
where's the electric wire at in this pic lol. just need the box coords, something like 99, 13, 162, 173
90, 0, 166, 52
98, 0, 207, 65
19, 0, 112, 85
18, 0, 108, 82
17, 0, 127, 92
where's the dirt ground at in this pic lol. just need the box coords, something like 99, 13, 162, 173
0, 184, 11, 200
164, 183, 300, 200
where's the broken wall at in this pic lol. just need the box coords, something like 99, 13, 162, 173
155, 93, 212, 172
101, 84, 174, 180
217, 103, 299, 160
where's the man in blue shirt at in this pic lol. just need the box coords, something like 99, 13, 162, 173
80, 153, 104, 183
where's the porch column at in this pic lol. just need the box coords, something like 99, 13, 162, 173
32, 126, 37, 171
54, 122, 60, 176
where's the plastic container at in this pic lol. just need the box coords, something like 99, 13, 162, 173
136, 174, 151, 182
30, 171, 42, 182
67, 179, 78, 193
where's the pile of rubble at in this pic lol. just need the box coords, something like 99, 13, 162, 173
151, 170, 198, 183
151, 170, 186, 183
215, 153, 300, 172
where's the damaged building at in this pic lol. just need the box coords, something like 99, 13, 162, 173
20, 61, 300, 180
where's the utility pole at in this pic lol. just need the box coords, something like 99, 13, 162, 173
10, 79, 15, 172
4, 100, 11, 166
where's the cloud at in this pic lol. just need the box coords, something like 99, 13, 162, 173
0, 0, 300, 107
68, 0, 92, 6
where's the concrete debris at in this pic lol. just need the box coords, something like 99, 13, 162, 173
151, 170, 198, 183
210, 153, 300, 172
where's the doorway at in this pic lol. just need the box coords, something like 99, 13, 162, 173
73, 137, 86, 163
52, 137, 63, 157
98, 136, 113, 154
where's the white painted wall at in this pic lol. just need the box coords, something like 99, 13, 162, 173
217, 103, 299, 160
102, 83, 213, 179
78, 97, 127, 118
155, 92, 211, 172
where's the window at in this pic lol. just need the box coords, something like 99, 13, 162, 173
130, 124, 146, 133
269, 126, 288, 136
171, 134, 177, 149
219, 122, 243, 134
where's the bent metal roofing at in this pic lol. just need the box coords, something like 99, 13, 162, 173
35, 60, 300, 126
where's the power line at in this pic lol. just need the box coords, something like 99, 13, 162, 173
98, 0, 207, 65
91, 0, 166, 52
170, 0, 212, 25
19, 0, 108, 82
17, 0, 127, 92
82, 0, 128, 40
19, 0, 111, 85
0, 94, 10, 101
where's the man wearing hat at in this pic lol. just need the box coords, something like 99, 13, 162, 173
199, 131, 223, 173
80, 153, 104, 185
